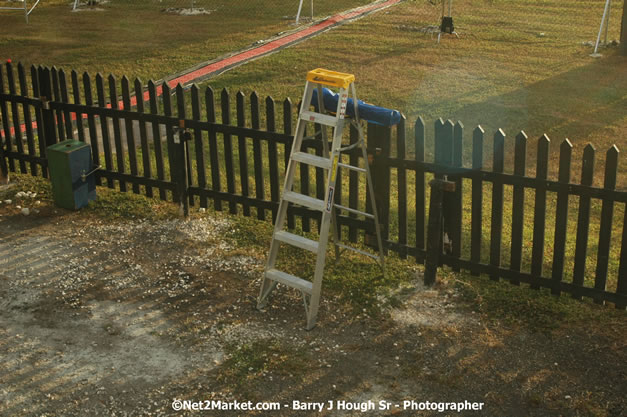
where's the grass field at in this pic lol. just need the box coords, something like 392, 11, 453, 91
0, 0, 371, 80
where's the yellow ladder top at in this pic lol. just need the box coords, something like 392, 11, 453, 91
306, 68, 355, 89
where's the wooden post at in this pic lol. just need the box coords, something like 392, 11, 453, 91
38, 67, 57, 148
367, 122, 391, 252
424, 179, 456, 286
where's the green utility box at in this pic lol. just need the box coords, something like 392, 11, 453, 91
47, 140, 96, 210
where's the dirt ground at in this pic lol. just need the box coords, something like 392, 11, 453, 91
0, 198, 625, 416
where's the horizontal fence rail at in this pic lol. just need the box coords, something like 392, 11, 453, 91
0, 62, 625, 309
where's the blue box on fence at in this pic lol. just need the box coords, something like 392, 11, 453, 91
47, 140, 97, 210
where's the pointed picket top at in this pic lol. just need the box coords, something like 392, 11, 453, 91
221, 87, 229, 100
108, 73, 116, 84
17, 62, 24, 74
415, 115, 425, 132
283, 96, 292, 108
83, 71, 91, 82
434, 117, 445, 131
538, 133, 550, 148
444, 118, 455, 129
147, 79, 156, 90
265, 96, 276, 131
603, 145, 619, 189
556, 139, 573, 182
455, 120, 464, 130
265, 95, 275, 107
560, 138, 573, 151
493, 128, 506, 172
205, 86, 216, 121
236, 90, 245, 101
121, 75, 130, 86
472, 125, 484, 169
580, 143, 596, 185
134, 78, 143, 93
161, 80, 171, 96
515, 130, 528, 142
250, 90, 259, 102
70, 68, 79, 79
190, 83, 199, 96
176, 82, 185, 96
30, 64, 37, 74
205, 84, 215, 98
95, 72, 103, 83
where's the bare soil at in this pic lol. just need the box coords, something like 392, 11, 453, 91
0, 203, 625, 417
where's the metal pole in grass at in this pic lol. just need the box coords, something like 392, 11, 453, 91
592, 0, 612, 57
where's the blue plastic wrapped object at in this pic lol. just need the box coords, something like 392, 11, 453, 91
311, 88, 401, 127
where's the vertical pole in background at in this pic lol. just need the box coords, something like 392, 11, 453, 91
295, 0, 304, 24
621, 0, 627, 55
592, 0, 612, 56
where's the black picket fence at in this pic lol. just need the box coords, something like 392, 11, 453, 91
0, 63, 626, 308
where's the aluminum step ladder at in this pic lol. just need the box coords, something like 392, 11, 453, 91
257, 68, 385, 330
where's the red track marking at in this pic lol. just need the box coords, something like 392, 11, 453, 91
2, 0, 400, 139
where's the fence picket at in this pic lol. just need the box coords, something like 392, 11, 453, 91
571, 144, 595, 297
51, 67, 65, 141
95, 74, 114, 188
18, 63, 37, 175
121, 76, 140, 194
236, 91, 250, 216
108, 75, 126, 192
490, 129, 506, 281
470, 126, 484, 274
148, 80, 166, 200
283, 98, 295, 229
415, 117, 426, 258
251, 92, 265, 220
397, 115, 408, 258
134, 79, 152, 197
6, 62, 27, 173
162, 83, 179, 201
509, 131, 527, 284
58, 70, 74, 140
594, 146, 619, 304
190, 84, 206, 206
175, 83, 190, 213
221, 88, 237, 214
30, 65, 45, 177
0, 65, 13, 175
266, 96, 280, 222
71, 70, 85, 142
531, 135, 550, 289
205, 86, 221, 210
82, 73, 100, 180
451, 120, 463, 269
551, 139, 573, 295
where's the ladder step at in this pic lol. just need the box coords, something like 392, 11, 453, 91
337, 162, 366, 173
336, 243, 379, 260
265, 268, 313, 294
274, 230, 319, 253
283, 191, 326, 211
291, 151, 332, 169
334, 203, 375, 219
300, 110, 339, 127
